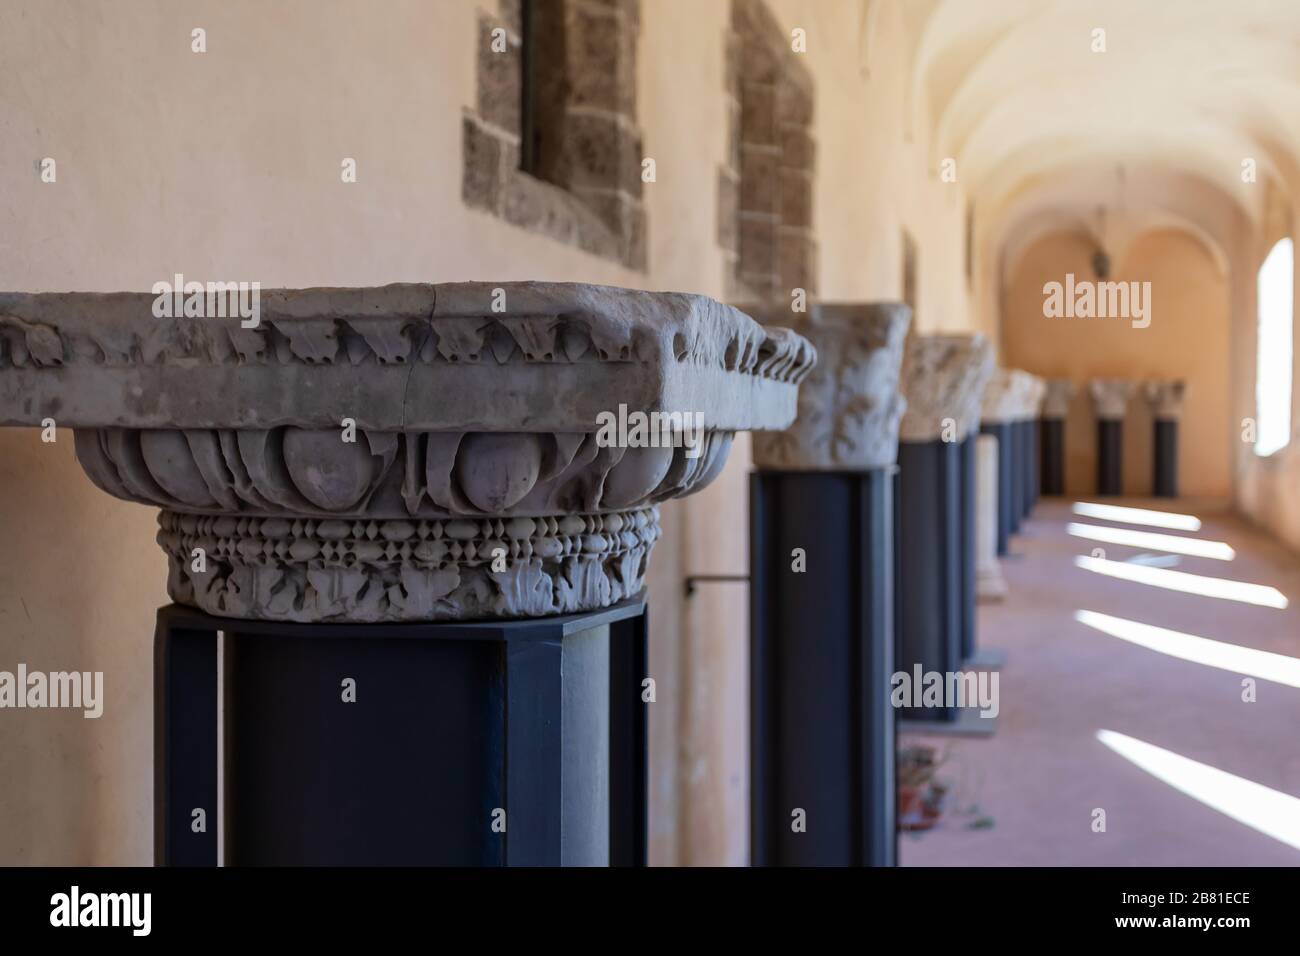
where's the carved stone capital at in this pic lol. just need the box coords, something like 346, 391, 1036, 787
1088, 378, 1136, 421
898, 333, 994, 443
1143, 380, 1187, 421
1041, 379, 1075, 419
750, 302, 911, 470
980, 368, 1038, 424
0, 283, 815, 622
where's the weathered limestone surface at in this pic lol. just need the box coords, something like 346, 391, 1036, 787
1042, 379, 1075, 419
1088, 378, 1136, 420
0, 283, 815, 622
1143, 380, 1187, 420
750, 302, 910, 470
1025, 375, 1047, 420
898, 333, 994, 443
980, 368, 1039, 424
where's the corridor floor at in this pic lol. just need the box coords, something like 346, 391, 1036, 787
900, 498, 1300, 866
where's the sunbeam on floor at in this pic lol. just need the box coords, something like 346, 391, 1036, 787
901, 499, 1300, 867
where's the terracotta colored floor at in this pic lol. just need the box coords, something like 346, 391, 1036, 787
900, 498, 1300, 866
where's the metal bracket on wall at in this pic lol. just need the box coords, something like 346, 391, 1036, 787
683, 574, 750, 598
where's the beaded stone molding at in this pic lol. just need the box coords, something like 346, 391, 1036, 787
0, 282, 815, 622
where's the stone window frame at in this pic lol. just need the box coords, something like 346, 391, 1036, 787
463, 0, 646, 270
719, 0, 817, 305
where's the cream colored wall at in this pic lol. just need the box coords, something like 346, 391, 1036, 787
1000, 229, 1231, 499
0, 0, 974, 866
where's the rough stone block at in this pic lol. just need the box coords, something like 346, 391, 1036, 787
740, 81, 778, 147
477, 16, 522, 135
717, 170, 739, 254
560, 112, 642, 196
462, 118, 504, 212
779, 125, 814, 170
779, 167, 812, 229
778, 227, 817, 296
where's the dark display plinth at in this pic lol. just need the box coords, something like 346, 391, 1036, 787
1097, 420, 1123, 496
1008, 421, 1024, 532
894, 440, 961, 723
1154, 419, 1178, 498
1024, 419, 1040, 512
750, 470, 896, 867
154, 599, 648, 867
959, 435, 977, 661
1040, 418, 1065, 496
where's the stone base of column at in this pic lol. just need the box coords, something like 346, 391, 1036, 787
1154, 419, 1178, 498
1097, 420, 1123, 496
976, 566, 1009, 602
750, 470, 896, 867
154, 598, 648, 866
958, 436, 977, 661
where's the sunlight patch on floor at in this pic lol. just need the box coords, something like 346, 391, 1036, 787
1076, 610, 1300, 687
1074, 555, 1288, 608
1072, 502, 1202, 531
1097, 730, 1300, 852
1067, 522, 1235, 560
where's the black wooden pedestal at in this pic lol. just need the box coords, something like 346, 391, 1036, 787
1097, 419, 1123, 496
1154, 419, 1178, 498
154, 598, 648, 867
750, 470, 896, 867
1040, 418, 1065, 496
980, 422, 1014, 556
1008, 421, 1024, 533
1023, 419, 1040, 514
895, 440, 961, 723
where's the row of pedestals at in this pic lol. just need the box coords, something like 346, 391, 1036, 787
747, 321, 1048, 865
6, 283, 1188, 867
1057, 378, 1187, 498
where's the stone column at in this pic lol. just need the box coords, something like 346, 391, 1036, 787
1039, 379, 1074, 496
896, 334, 993, 711
980, 369, 1034, 554
750, 302, 909, 867
1144, 380, 1186, 498
1089, 379, 1136, 496
0, 282, 814, 867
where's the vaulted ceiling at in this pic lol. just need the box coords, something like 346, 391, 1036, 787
902, 0, 1300, 275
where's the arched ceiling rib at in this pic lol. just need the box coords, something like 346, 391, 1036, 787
907, 0, 1300, 258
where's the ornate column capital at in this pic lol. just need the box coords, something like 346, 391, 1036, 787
1021, 375, 1047, 420
1088, 378, 1136, 421
1143, 380, 1187, 420
1041, 379, 1075, 419
751, 302, 911, 470
898, 333, 994, 442
980, 368, 1036, 424
0, 282, 815, 622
